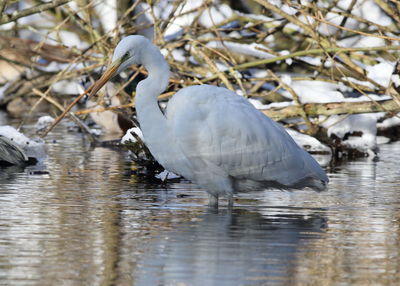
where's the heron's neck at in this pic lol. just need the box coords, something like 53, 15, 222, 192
135, 46, 170, 161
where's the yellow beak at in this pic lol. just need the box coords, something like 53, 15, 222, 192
89, 57, 124, 97
40, 57, 125, 138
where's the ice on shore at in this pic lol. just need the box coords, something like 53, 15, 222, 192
121, 127, 144, 144
0, 125, 46, 160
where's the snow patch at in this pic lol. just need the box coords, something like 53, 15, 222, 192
199, 4, 233, 28
377, 115, 400, 129
171, 49, 186, 62
281, 74, 292, 86
376, 136, 390, 145
155, 170, 180, 181
35, 116, 54, 132
94, 0, 117, 33
52, 80, 84, 95
0, 125, 45, 160
391, 74, 400, 87
206, 41, 275, 59
285, 80, 345, 103
0, 126, 35, 146
366, 61, 395, 87
121, 127, 143, 144
286, 128, 331, 154
339, 36, 385, 48
322, 113, 384, 152
299, 56, 321, 66
48, 30, 89, 50
280, 50, 292, 65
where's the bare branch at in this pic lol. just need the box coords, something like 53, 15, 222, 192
0, 0, 71, 25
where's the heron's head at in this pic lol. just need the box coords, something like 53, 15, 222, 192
89, 35, 150, 97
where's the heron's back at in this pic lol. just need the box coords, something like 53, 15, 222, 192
164, 85, 328, 194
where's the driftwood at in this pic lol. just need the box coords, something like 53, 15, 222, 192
262, 99, 400, 121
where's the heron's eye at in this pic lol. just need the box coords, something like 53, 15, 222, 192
123, 51, 130, 60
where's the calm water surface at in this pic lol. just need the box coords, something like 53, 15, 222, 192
0, 118, 399, 286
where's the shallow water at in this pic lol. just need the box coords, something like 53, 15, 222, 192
0, 118, 400, 286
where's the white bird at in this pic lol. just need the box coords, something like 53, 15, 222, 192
88, 35, 329, 207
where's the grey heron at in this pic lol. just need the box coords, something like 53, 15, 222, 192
88, 35, 329, 207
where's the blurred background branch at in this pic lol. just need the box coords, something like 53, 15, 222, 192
0, 0, 71, 25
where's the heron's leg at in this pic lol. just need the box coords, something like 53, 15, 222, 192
208, 193, 219, 208
227, 194, 234, 209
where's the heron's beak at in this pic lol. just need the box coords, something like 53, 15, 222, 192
89, 57, 124, 97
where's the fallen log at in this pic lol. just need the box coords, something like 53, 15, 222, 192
262, 99, 400, 121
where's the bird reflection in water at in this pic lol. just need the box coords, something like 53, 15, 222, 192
133, 207, 326, 286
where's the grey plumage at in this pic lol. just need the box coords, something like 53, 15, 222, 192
89, 35, 329, 207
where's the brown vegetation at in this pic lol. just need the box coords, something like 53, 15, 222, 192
1, 0, 400, 157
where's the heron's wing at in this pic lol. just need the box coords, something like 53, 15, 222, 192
166, 85, 327, 188
0, 136, 28, 165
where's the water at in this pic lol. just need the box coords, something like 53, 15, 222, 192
0, 119, 400, 285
